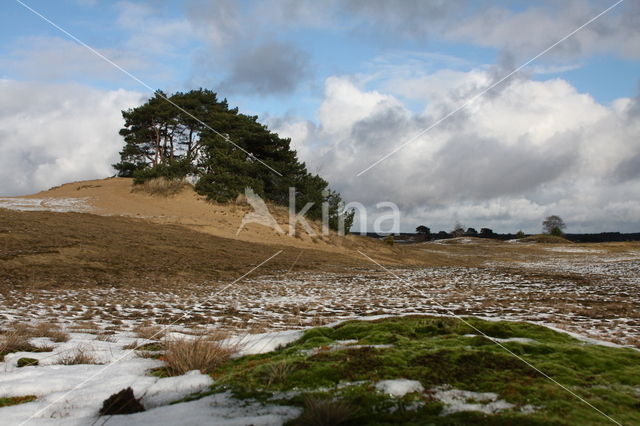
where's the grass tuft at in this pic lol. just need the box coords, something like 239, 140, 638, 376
134, 325, 165, 340
0, 331, 44, 360
292, 397, 356, 426
163, 335, 239, 375
56, 345, 101, 365
33, 322, 70, 342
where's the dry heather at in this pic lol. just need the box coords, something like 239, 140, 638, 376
0, 208, 367, 290
163, 335, 239, 375
132, 177, 190, 197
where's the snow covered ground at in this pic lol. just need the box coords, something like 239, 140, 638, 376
3, 251, 639, 348
0, 198, 90, 213
0, 329, 302, 425
2, 243, 639, 424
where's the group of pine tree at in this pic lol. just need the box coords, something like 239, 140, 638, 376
113, 89, 353, 231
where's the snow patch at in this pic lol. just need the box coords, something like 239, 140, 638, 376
431, 386, 515, 415
375, 379, 424, 397
0, 197, 90, 212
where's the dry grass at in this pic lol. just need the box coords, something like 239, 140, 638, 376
33, 322, 70, 342
122, 340, 139, 350
293, 397, 356, 426
0, 332, 40, 358
133, 178, 189, 197
95, 332, 117, 342
0, 208, 364, 290
134, 325, 165, 340
163, 335, 239, 375
266, 361, 296, 386
56, 345, 101, 365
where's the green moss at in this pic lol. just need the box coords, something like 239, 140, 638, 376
0, 395, 37, 407
197, 316, 640, 425
16, 357, 39, 368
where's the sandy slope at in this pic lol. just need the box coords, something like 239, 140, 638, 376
18, 177, 378, 254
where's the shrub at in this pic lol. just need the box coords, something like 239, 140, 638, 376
383, 236, 395, 246
163, 335, 238, 375
132, 177, 189, 197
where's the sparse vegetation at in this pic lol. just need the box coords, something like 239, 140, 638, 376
56, 345, 101, 365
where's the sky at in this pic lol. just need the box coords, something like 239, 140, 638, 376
1, 0, 639, 233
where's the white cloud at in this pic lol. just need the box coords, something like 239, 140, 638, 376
271, 71, 640, 233
0, 80, 143, 196
448, 1, 640, 61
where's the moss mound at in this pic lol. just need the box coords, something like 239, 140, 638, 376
196, 316, 639, 425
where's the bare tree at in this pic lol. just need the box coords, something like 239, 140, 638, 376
542, 215, 566, 236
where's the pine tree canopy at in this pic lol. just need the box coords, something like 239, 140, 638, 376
113, 89, 354, 232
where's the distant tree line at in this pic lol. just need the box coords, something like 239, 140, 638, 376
411, 215, 568, 241
113, 89, 354, 231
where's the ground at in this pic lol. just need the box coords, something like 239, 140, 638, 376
1, 178, 639, 425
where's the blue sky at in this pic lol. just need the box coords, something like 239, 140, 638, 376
1, 0, 640, 232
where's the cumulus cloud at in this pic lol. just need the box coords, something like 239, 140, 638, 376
270, 72, 640, 233
0, 80, 143, 196
448, 0, 640, 61
266, 0, 640, 62
218, 41, 311, 95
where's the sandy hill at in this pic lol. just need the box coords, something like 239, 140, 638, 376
18, 177, 377, 254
